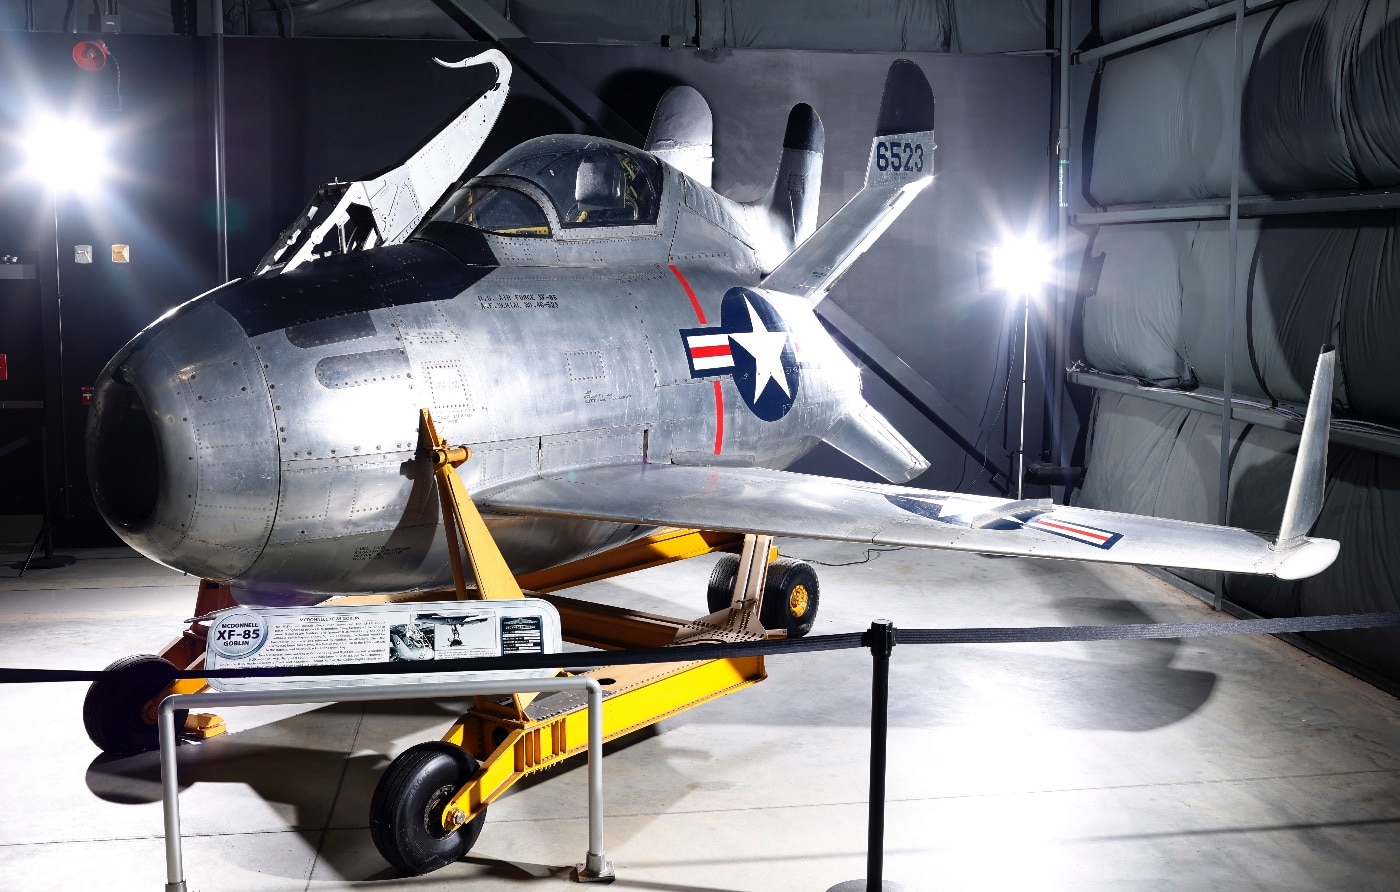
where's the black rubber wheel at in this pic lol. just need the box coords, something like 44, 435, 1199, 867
706, 553, 741, 613
760, 558, 820, 638
370, 741, 487, 876
82, 654, 182, 755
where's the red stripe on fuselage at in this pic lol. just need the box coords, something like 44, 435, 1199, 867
669, 264, 707, 324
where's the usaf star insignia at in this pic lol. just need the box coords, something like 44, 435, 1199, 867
680, 287, 800, 422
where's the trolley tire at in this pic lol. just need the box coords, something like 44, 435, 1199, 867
370, 741, 487, 875
82, 654, 183, 755
705, 554, 741, 614
760, 558, 820, 638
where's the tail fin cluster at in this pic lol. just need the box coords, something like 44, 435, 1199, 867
762, 60, 936, 301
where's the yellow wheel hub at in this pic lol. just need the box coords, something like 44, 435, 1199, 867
789, 584, 810, 618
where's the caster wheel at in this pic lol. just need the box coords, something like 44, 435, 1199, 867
760, 558, 820, 638
82, 654, 182, 755
370, 741, 487, 875
705, 554, 741, 613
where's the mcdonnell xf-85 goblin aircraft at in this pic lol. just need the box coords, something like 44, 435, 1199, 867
87, 52, 1339, 625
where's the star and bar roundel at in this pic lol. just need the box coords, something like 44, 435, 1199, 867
680, 287, 800, 422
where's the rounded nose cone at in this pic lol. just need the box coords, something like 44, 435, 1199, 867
88, 299, 280, 579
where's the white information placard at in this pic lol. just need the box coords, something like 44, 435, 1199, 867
204, 599, 562, 691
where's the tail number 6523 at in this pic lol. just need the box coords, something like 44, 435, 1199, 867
875, 141, 925, 173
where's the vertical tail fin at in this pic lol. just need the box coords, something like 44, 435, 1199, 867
645, 85, 714, 187
770, 103, 825, 246
734, 103, 826, 271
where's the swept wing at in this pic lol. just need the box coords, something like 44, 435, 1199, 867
479, 464, 1335, 581
480, 348, 1340, 583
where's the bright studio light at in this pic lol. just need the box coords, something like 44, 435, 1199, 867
979, 237, 1053, 296
22, 114, 112, 192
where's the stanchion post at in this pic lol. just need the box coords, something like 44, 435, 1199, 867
827, 619, 906, 892
866, 618, 895, 888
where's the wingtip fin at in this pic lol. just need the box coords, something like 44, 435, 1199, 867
1275, 345, 1335, 546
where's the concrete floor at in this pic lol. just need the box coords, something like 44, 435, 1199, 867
3, 542, 1400, 891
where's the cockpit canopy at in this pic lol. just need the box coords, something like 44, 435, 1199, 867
431, 136, 663, 238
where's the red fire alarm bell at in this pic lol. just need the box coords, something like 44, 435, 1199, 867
81, 385, 94, 406
72, 40, 110, 72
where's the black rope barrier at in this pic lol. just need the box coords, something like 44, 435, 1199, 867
2, 611, 1399, 685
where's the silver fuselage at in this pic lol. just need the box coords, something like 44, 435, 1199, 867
87, 149, 863, 604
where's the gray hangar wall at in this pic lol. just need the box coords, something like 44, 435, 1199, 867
1071, 0, 1400, 682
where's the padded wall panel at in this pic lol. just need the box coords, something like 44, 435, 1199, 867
1245, 218, 1355, 406
1088, 18, 1269, 204
1339, 215, 1400, 424
1243, 0, 1369, 193
1076, 389, 1194, 518
1096, 0, 1230, 44
1349, 2, 1400, 184
1290, 447, 1400, 679
1083, 216, 1383, 410
1177, 220, 1262, 398
1087, 0, 1400, 205
949, 0, 1049, 53
698, 0, 952, 51
1081, 222, 1196, 386
1077, 388, 1296, 530
504, 0, 695, 45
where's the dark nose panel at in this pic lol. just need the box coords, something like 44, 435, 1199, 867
88, 375, 161, 530
87, 301, 280, 579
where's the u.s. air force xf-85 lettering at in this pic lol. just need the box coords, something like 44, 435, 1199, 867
87, 53, 1339, 619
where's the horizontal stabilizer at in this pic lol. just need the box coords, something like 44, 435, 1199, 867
823, 403, 929, 483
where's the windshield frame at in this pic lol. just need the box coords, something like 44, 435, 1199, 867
428, 176, 561, 239
471, 136, 668, 241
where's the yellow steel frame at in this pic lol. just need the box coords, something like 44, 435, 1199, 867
438, 656, 765, 825
418, 409, 771, 830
